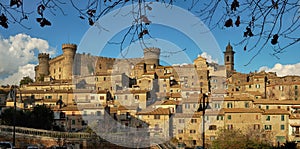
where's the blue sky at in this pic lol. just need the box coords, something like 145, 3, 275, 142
0, 1, 300, 84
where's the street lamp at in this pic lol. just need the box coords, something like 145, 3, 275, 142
10, 85, 20, 147
197, 93, 211, 149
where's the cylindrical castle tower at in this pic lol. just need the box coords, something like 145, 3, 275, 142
62, 44, 77, 80
37, 53, 50, 80
143, 47, 160, 66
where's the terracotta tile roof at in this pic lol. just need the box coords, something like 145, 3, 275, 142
53, 105, 79, 111
161, 100, 179, 105
291, 106, 300, 109
137, 107, 170, 115
290, 123, 300, 127
170, 93, 181, 98
263, 109, 290, 115
117, 105, 138, 111
173, 113, 202, 118
254, 99, 300, 105
223, 108, 263, 113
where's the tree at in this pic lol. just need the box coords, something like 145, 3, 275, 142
30, 104, 54, 130
19, 76, 33, 86
211, 128, 274, 149
0, 0, 299, 64
0, 105, 54, 130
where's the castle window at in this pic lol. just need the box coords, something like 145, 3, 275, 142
264, 125, 272, 130
178, 129, 183, 134
281, 115, 285, 121
190, 130, 196, 134
266, 115, 270, 121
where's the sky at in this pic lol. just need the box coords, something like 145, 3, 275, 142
0, 1, 300, 85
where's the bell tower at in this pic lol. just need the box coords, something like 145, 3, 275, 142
224, 42, 235, 77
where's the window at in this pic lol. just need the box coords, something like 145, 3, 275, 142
264, 125, 272, 130
256, 115, 259, 120
256, 84, 260, 88
227, 56, 230, 62
178, 129, 183, 134
72, 120, 75, 125
280, 125, 285, 130
83, 111, 87, 116
209, 125, 217, 130
215, 103, 221, 109
266, 105, 269, 109
249, 85, 252, 88
245, 102, 249, 108
227, 115, 232, 120
103, 77, 106, 81
191, 119, 197, 123
281, 115, 285, 121
217, 115, 223, 120
279, 86, 283, 91
135, 95, 139, 100
190, 130, 196, 134
100, 96, 104, 100
154, 115, 160, 119
185, 104, 190, 109
227, 103, 233, 108
179, 119, 185, 123
227, 124, 233, 130
266, 115, 271, 121
125, 95, 128, 100
254, 124, 260, 130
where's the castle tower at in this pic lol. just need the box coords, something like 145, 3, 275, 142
143, 47, 160, 71
223, 42, 235, 77
62, 44, 77, 80
37, 53, 50, 81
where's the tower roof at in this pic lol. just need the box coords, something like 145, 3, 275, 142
224, 42, 235, 54
226, 42, 233, 52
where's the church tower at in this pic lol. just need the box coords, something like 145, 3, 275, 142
224, 42, 235, 77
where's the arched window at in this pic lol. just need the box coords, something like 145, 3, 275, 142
227, 56, 230, 62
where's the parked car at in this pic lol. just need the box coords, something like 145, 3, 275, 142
0, 142, 13, 149
27, 145, 39, 149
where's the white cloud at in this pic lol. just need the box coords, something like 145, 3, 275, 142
259, 63, 300, 77
0, 34, 55, 85
199, 52, 219, 64
0, 64, 36, 85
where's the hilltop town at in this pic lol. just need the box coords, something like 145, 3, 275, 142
1, 43, 300, 148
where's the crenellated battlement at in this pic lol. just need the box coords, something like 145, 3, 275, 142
38, 53, 50, 59
143, 47, 161, 55
62, 43, 77, 50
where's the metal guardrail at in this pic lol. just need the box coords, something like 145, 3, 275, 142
0, 125, 93, 139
